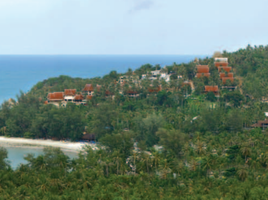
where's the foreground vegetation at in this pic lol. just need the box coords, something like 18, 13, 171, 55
1, 44, 268, 199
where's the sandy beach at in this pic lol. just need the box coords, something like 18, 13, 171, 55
0, 136, 98, 153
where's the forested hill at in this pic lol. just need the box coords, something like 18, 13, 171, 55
2, 45, 268, 199
29, 44, 268, 100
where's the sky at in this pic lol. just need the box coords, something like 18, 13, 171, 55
0, 0, 267, 55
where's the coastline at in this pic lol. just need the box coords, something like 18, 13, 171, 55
0, 136, 98, 153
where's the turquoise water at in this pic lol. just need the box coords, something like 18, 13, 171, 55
0, 55, 207, 103
4, 146, 78, 169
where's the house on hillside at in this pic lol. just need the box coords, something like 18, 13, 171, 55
252, 120, 268, 130
196, 65, 210, 78
47, 92, 64, 102
214, 57, 228, 67
81, 133, 95, 142
218, 66, 232, 73
204, 86, 220, 97
64, 89, 77, 102
82, 84, 94, 96
220, 72, 233, 80
126, 90, 139, 98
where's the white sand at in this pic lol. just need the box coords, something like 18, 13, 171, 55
0, 137, 98, 152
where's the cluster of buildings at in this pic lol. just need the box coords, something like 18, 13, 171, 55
141, 68, 176, 82
195, 57, 236, 97
215, 58, 235, 88
45, 84, 101, 106
44, 68, 180, 106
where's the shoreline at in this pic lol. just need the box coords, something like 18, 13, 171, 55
0, 136, 98, 153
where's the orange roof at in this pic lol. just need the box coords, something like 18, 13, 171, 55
227, 73, 233, 78
205, 86, 219, 92
222, 77, 234, 84
83, 84, 94, 92
74, 94, 84, 100
64, 89, 76, 96
219, 73, 226, 79
105, 91, 114, 96
47, 92, 64, 100
148, 86, 161, 93
219, 72, 233, 79
86, 95, 92, 100
196, 73, 210, 78
218, 66, 232, 72
197, 65, 209, 73
44, 100, 48, 105
215, 62, 228, 67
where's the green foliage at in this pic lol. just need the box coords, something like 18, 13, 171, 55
1, 45, 268, 198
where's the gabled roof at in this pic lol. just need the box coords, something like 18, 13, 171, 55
74, 94, 84, 100
215, 62, 228, 67
196, 73, 210, 78
251, 120, 268, 127
64, 89, 76, 96
222, 77, 234, 84
148, 85, 161, 93
197, 65, 209, 73
218, 66, 232, 72
86, 95, 93, 100
47, 92, 64, 100
83, 84, 94, 92
220, 73, 233, 79
205, 86, 219, 92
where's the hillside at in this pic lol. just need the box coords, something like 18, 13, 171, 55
1, 45, 268, 199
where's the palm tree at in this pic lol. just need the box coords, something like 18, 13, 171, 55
237, 166, 248, 181
241, 143, 251, 163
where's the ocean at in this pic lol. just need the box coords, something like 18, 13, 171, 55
0, 55, 207, 104
0, 54, 206, 168
4, 146, 78, 169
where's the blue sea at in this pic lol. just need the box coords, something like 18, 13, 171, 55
0, 54, 208, 168
0, 55, 207, 104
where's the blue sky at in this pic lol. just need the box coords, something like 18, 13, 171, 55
0, 0, 267, 55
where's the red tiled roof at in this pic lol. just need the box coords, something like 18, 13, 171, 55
218, 66, 232, 72
222, 77, 234, 84
44, 100, 48, 105
148, 86, 161, 93
47, 92, 64, 100
74, 94, 84, 100
220, 73, 233, 79
215, 62, 228, 67
205, 86, 219, 92
86, 95, 93, 100
196, 73, 210, 78
64, 89, 76, 96
197, 65, 209, 73
227, 73, 233, 78
105, 91, 114, 96
251, 120, 268, 128
83, 84, 94, 92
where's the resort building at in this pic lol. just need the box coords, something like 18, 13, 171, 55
214, 57, 228, 67
82, 84, 94, 96
252, 120, 268, 130
196, 65, 210, 78
64, 89, 77, 102
204, 86, 220, 97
